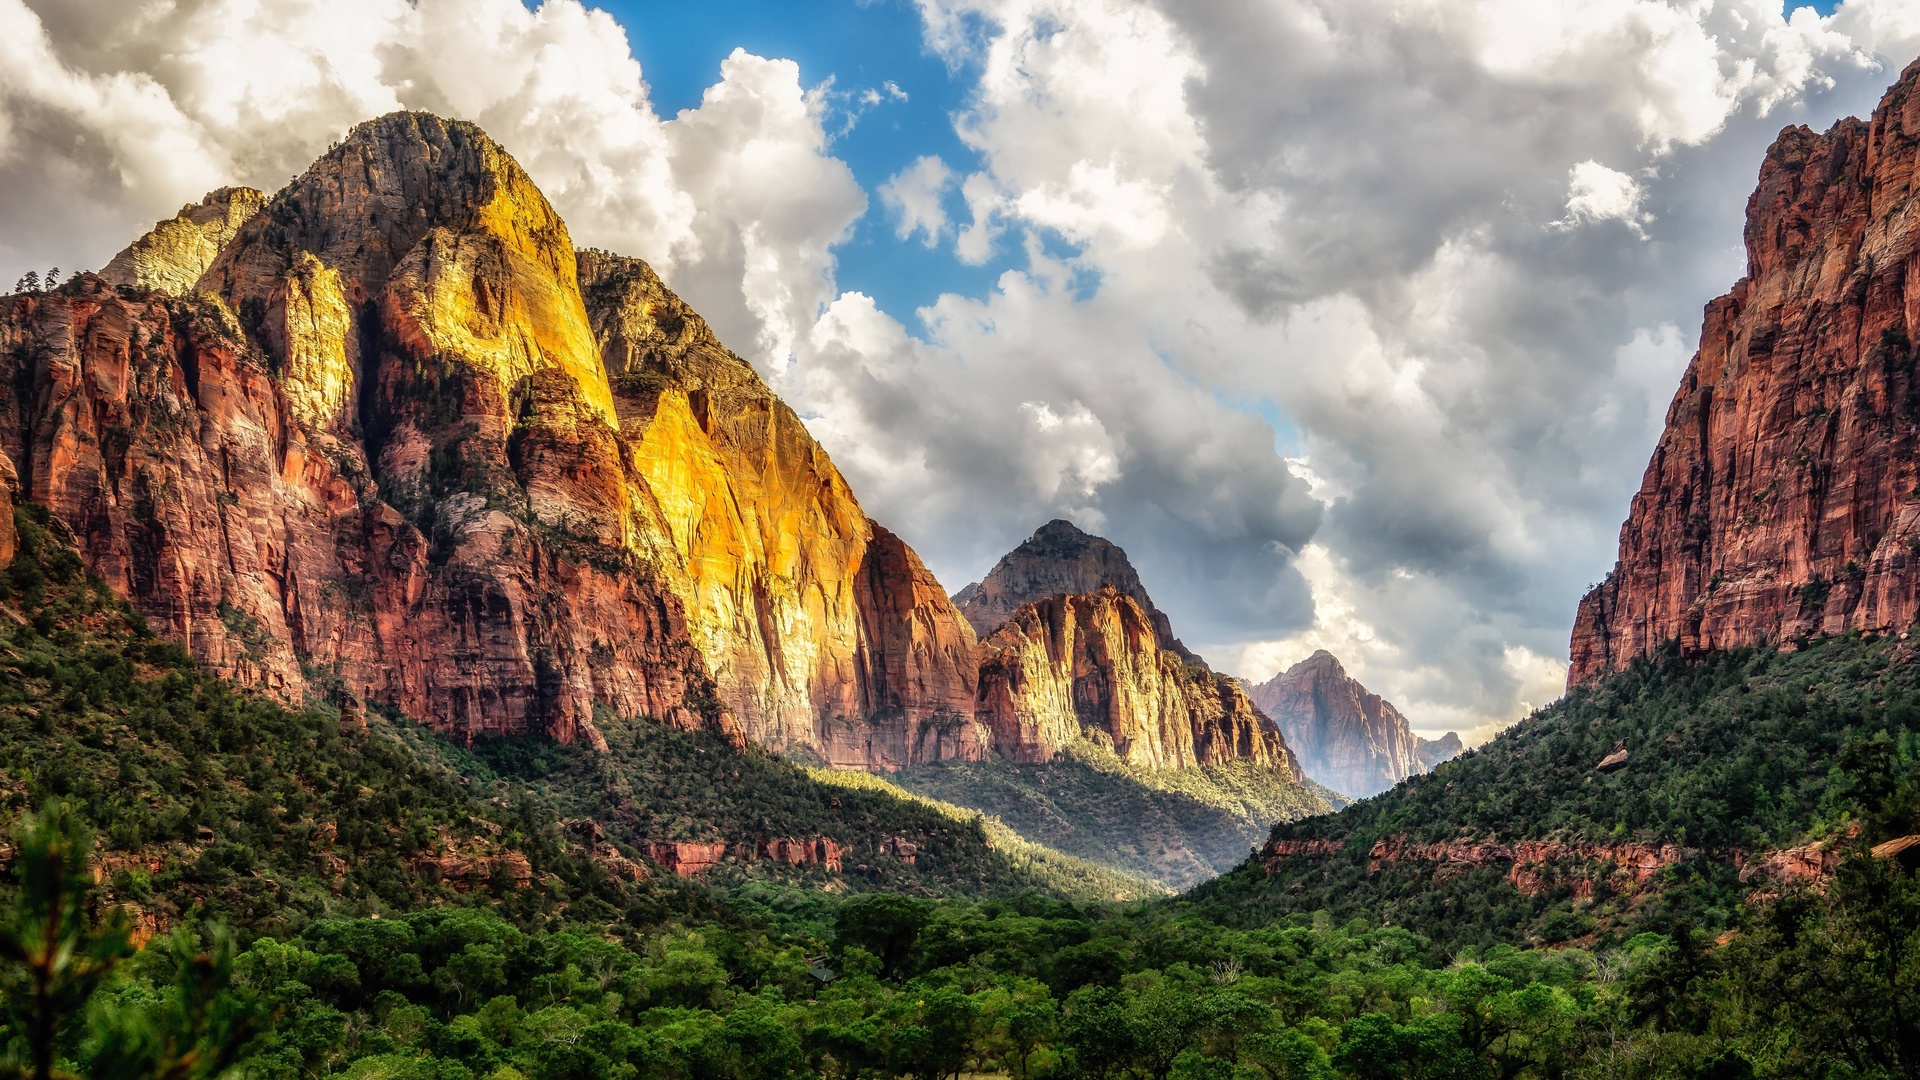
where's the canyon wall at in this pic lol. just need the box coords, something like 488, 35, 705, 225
0, 112, 979, 767
976, 585, 1301, 775
1572, 59, 1920, 683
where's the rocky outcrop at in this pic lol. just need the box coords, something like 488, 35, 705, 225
1572, 59, 1920, 683
579, 250, 985, 769
976, 585, 1302, 774
1415, 732, 1464, 770
643, 842, 728, 877
101, 187, 266, 297
758, 837, 845, 872
1248, 651, 1424, 797
0, 114, 710, 746
1262, 834, 1694, 897
0, 112, 986, 768
955, 520, 1191, 656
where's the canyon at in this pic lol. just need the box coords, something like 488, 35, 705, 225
1572, 58, 1920, 683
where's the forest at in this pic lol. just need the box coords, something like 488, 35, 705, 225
0, 509, 1916, 1079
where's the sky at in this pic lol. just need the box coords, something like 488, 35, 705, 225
2, 0, 1916, 743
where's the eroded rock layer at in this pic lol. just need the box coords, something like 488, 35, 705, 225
976, 585, 1301, 775
1248, 650, 1426, 798
1572, 60, 1920, 683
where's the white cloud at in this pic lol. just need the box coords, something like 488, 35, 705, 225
881, 155, 956, 246
783, 0, 1920, 739
1558, 160, 1649, 234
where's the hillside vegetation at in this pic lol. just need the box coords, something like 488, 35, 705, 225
1190, 637, 1920, 946
894, 741, 1332, 888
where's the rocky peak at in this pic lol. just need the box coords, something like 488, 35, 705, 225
976, 584, 1301, 775
1570, 58, 1920, 683
955, 519, 1190, 656
101, 187, 265, 296
1248, 650, 1425, 798
0, 110, 983, 765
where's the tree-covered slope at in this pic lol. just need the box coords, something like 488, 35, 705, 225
893, 741, 1331, 889
1188, 638, 1920, 946
0, 505, 1143, 934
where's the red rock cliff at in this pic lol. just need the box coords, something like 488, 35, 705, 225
1248, 650, 1425, 797
955, 519, 1192, 657
1571, 59, 1920, 684
976, 585, 1302, 774
0, 112, 981, 766
578, 251, 985, 768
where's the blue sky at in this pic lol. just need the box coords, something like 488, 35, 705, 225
599, 0, 1010, 321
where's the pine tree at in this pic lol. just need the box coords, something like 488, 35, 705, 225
0, 805, 263, 1080
0, 803, 133, 1080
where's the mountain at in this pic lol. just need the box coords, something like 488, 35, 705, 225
954, 518, 1191, 656
1246, 649, 1444, 798
1414, 730, 1464, 770
895, 526, 1325, 887
1197, 61, 1920, 948
2, 112, 981, 770
978, 585, 1296, 771
0, 111, 1309, 897
1571, 58, 1920, 685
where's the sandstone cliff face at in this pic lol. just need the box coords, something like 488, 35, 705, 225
976, 585, 1301, 775
0, 111, 980, 766
0, 115, 709, 745
1248, 650, 1424, 798
577, 251, 985, 769
1572, 59, 1920, 683
101, 187, 266, 297
955, 519, 1191, 656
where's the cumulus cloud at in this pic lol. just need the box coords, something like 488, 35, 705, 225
1558, 161, 1649, 234
0, 0, 861, 368
781, 0, 1920, 737
881, 155, 956, 246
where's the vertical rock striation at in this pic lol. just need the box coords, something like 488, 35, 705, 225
976, 585, 1301, 776
955, 519, 1192, 657
578, 251, 985, 769
1571, 59, 1920, 684
0, 111, 982, 765
1248, 651, 1425, 798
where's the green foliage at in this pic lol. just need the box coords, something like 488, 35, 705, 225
893, 740, 1330, 888
0, 507, 650, 935
426, 709, 1153, 902
1194, 637, 1920, 946
0, 803, 262, 1080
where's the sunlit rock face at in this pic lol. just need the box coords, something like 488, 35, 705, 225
1572, 59, 1920, 684
579, 251, 985, 769
0, 111, 981, 765
1247, 651, 1425, 798
101, 187, 266, 297
0, 114, 708, 745
955, 519, 1192, 657
976, 585, 1302, 775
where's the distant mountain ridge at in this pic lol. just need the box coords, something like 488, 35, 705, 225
1246, 650, 1458, 798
